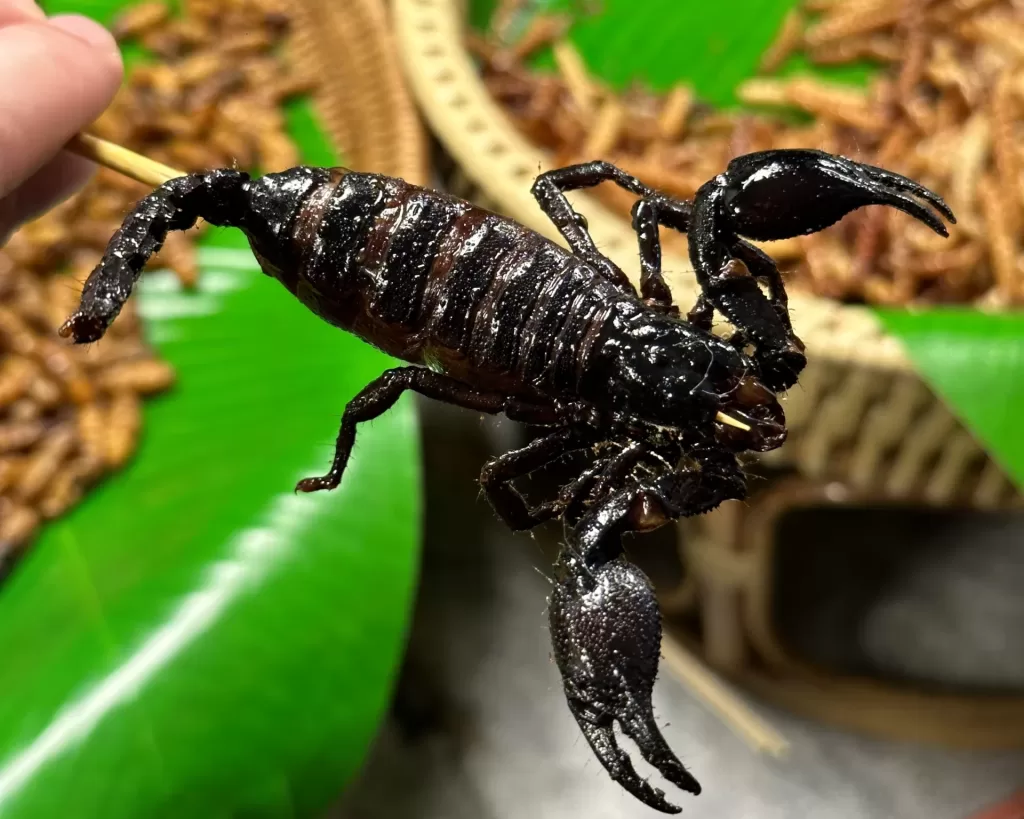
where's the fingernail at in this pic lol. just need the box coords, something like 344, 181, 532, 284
48, 13, 118, 55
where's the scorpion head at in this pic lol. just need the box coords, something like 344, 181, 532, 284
582, 305, 787, 453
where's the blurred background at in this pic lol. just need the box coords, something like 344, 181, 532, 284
0, 0, 1022, 817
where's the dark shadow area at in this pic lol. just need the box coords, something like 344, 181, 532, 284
774, 504, 1024, 692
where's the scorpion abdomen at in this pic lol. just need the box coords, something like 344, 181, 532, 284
254, 167, 624, 401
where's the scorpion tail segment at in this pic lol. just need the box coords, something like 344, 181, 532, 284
549, 553, 699, 813
59, 170, 250, 344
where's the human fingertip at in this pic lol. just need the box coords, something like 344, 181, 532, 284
1, 0, 45, 24
48, 13, 120, 62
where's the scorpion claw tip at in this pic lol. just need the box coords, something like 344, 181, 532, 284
574, 715, 685, 814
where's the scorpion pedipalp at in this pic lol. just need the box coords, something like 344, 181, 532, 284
686, 148, 955, 391
550, 553, 700, 815
547, 457, 746, 813
718, 148, 956, 240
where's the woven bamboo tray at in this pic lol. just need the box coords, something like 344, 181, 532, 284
392, 0, 1020, 507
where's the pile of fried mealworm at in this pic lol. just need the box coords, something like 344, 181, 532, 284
472, 0, 1024, 307
0, 0, 315, 572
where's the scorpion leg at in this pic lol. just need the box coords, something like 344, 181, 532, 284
531, 161, 657, 292
296, 368, 593, 494
548, 446, 746, 814
479, 427, 595, 531
296, 367, 549, 493
629, 197, 694, 312
59, 169, 252, 344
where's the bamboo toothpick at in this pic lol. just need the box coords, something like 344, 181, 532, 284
660, 637, 790, 758
68, 133, 183, 187
63, 133, 757, 434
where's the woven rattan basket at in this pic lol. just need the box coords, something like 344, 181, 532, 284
393, 0, 1024, 746
666, 476, 1024, 748
291, 0, 428, 185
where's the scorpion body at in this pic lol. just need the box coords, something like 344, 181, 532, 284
254, 166, 695, 407
61, 149, 954, 813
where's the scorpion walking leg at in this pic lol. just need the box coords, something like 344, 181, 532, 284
629, 197, 693, 311
60, 170, 251, 344
296, 368, 570, 494
479, 427, 595, 531
531, 161, 660, 292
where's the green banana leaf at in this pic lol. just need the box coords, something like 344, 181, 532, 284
0, 2, 421, 817
472, 0, 1024, 490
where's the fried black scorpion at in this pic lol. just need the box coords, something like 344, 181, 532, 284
62, 149, 953, 812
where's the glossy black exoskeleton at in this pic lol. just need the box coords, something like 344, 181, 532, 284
60, 148, 953, 813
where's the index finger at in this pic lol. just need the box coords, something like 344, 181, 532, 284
0, 13, 123, 198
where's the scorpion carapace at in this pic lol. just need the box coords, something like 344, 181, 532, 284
59, 148, 954, 813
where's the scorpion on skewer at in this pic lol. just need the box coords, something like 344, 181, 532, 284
60, 148, 954, 813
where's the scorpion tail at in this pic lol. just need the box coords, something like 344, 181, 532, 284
60, 169, 250, 344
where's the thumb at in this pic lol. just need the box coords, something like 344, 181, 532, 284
0, 12, 122, 228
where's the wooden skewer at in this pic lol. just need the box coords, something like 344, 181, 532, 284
67, 133, 182, 187
66, 133, 757, 433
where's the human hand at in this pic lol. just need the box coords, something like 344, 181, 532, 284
0, 0, 123, 244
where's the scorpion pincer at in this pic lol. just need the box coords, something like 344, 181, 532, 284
60, 148, 954, 813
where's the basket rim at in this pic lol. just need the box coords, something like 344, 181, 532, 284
393, 0, 914, 373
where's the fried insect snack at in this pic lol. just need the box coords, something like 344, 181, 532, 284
0, 0, 314, 575
474, 0, 1023, 307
